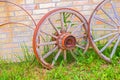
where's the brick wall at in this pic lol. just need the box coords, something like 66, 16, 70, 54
0, 0, 102, 61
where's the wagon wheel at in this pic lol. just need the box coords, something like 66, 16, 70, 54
89, 0, 120, 62
33, 8, 89, 69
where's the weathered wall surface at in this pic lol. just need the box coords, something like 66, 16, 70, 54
0, 0, 102, 61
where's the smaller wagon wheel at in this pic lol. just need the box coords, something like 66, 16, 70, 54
89, 0, 120, 62
33, 8, 89, 69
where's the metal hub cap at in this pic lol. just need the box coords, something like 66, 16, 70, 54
58, 33, 76, 50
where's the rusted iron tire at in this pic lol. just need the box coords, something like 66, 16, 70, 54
33, 8, 89, 69
89, 0, 120, 62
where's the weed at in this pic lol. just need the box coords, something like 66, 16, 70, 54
0, 44, 120, 80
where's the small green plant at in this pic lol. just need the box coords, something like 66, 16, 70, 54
56, 12, 77, 29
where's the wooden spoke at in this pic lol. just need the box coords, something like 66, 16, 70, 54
110, 1, 120, 22
40, 30, 57, 39
37, 32, 46, 42
94, 32, 118, 42
52, 49, 62, 66
71, 23, 84, 34
76, 44, 85, 50
70, 50, 77, 60
60, 12, 64, 31
94, 15, 116, 28
110, 36, 120, 58
76, 34, 86, 39
48, 18, 60, 34
101, 7, 119, 26
36, 48, 42, 57
100, 34, 119, 52
43, 46, 58, 59
67, 14, 74, 32
38, 41, 56, 46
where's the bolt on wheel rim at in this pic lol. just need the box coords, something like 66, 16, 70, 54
89, 0, 120, 62
33, 8, 89, 69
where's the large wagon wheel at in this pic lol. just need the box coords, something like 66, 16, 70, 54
89, 0, 120, 62
33, 8, 89, 69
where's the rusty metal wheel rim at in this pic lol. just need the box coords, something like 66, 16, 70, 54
33, 8, 89, 69
89, 0, 120, 62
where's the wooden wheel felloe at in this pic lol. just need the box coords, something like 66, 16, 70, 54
33, 8, 89, 69
89, 0, 120, 62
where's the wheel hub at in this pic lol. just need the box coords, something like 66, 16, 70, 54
57, 33, 76, 50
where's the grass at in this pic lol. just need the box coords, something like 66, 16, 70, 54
0, 46, 120, 80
